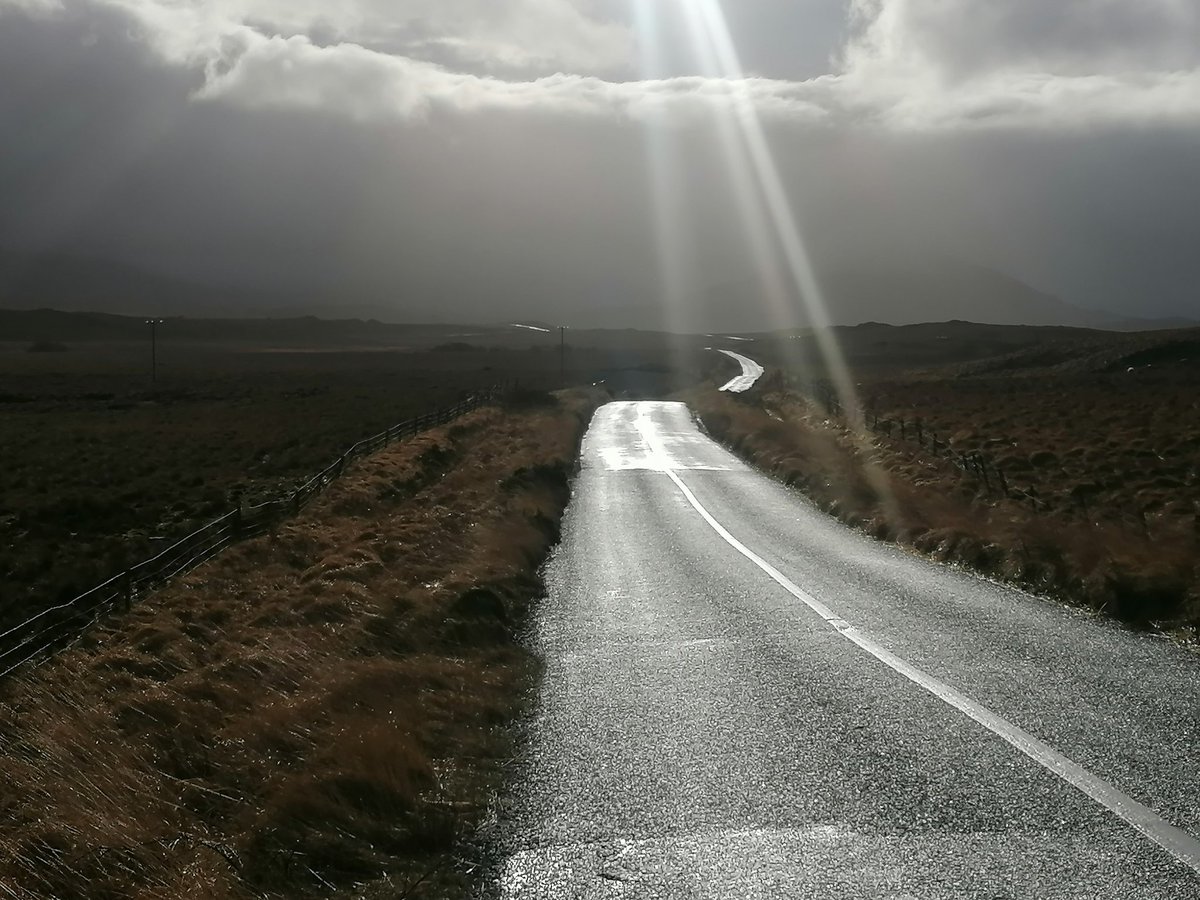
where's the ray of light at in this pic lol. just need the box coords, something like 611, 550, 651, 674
685, 0, 865, 421
673, 3, 816, 381
675, 0, 904, 521
631, 0, 700, 385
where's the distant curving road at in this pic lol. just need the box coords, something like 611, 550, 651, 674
717, 350, 764, 392
492, 401, 1200, 899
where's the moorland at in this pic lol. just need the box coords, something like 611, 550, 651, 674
0, 386, 606, 898
0, 308, 1196, 899
699, 321, 1200, 632
0, 310, 714, 897
0, 312, 713, 631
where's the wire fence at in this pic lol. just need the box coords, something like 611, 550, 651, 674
782, 375, 1057, 508
0, 385, 506, 679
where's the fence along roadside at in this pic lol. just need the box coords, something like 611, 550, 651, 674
780, 376, 1053, 509
0, 385, 505, 679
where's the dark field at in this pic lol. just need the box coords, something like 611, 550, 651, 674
7, 315, 1196, 637
851, 328, 1200, 547
0, 328, 712, 628
862, 371, 1200, 536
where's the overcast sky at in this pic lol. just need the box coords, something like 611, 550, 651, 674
0, 0, 1197, 329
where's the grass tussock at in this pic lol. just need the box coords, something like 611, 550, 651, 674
692, 387, 1199, 635
0, 388, 603, 899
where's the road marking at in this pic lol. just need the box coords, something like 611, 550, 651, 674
633, 406, 1200, 874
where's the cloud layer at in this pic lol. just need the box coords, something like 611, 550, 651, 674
839, 0, 1200, 129
15, 0, 1190, 129
1, 0, 1198, 326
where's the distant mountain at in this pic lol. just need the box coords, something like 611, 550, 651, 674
0, 247, 1192, 332
0, 248, 460, 324
824, 262, 1100, 327
0, 248, 258, 318
705, 261, 1194, 332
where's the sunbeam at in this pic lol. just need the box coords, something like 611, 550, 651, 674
673, 3, 815, 381
668, 0, 903, 521
683, 0, 865, 423
631, 0, 692, 340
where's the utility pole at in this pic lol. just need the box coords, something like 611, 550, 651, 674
145, 318, 164, 382
559, 325, 566, 381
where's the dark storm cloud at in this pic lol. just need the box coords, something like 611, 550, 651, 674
0, 5, 197, 249
0, 0, 1197, 328
0, 10, 667, 322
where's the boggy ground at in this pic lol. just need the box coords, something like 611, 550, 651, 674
0, 336, 698, 631
694, 331, 1200, 635
0, 387, 602, 899
0, 344, 542, 625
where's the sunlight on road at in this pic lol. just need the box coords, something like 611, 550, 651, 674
716, 349, 764, 392
631, 0, 901, 519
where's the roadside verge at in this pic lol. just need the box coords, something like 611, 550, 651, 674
689, 386, 1198, 638
0, 387, 604, 899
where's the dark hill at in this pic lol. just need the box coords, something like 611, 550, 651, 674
703, 261, 1193, 332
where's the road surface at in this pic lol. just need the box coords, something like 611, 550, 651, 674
492, 401, 1200, 899
717, 350, 764, 393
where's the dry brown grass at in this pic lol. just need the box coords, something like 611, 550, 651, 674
692, 383, 1199, 635
0, 388, 602, 899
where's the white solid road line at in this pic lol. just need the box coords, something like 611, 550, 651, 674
717, 350, 765, 392
633, 405, 1200, 874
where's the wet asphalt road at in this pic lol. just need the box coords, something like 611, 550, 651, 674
716, 351, 765, 393
492, 401, 1200, 899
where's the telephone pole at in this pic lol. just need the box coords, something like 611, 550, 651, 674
559, 325, 566, 381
